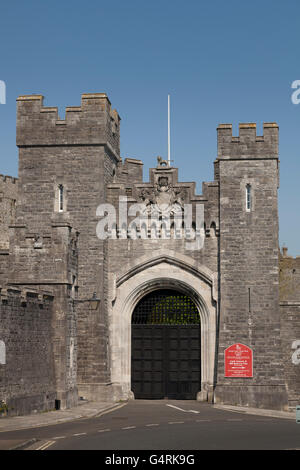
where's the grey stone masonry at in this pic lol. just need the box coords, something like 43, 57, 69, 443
7, 222, 79, 410
104, 161, 219, 401
279, 248, 300, 409
0, 175, 17, 249
1, 92, 299, 413
15, 93, 121, 402
217, 122, 278, 159
0, 288, 56, 416
214, 123, 289, 410
16, 94, 120, 154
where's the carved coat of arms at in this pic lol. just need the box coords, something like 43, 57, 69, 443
138, 177, 186, 216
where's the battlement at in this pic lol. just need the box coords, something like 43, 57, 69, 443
8, 222, 78, 286
0, 174, 17, 185
115, 157, 144, 183
16, 93, 121, 158
280, 246, 300, 262
0, 173, 18, 200
217, 122, 278, 159
0, 175, 18, 250
0, 286, 53, 305
279, 246, 300, 302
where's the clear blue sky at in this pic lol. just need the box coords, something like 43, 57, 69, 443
0, 0, 299, 255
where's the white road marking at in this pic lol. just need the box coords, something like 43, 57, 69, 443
196, 419, 211, 422
168, 421, 185, 424
122, 426, 136, 430
146, 423, 159, 427
73, 433, 87, 436
52, 436, 66, 440
166, 404, 199, 414
98, 428, 111, 433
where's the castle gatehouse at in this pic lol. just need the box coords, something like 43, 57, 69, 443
0, 93, 299, 415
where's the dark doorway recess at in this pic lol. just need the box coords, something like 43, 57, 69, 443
131, 289, 201, 399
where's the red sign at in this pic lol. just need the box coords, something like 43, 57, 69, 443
224, 343, 253, 378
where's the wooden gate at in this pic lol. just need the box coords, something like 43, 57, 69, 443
131, 290, 201, 399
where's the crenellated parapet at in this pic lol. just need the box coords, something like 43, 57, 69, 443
0, 174, 17, 185
217, 122, 278, 159
8, 221, 78, 287
0, 286, 53, 305
106, 162, 220, 241
279, 246, 300, 302
16, 93, 121, 159
115, 157, 144, 184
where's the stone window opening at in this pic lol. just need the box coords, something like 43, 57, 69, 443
58, 184, 64, 212
246, 184, 252, 212
210, 222, 216, 238
0, 340, 5, 365
71, 275, 77, 299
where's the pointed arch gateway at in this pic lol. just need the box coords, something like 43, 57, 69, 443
109, 253, 218, 402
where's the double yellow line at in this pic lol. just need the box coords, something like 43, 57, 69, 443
35, 440, 55, 451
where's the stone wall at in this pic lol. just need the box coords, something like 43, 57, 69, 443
279, 248, 300, 301
0, 175, 17, 249
0, 288, 56, 416
106, 164, 219, 276
7, 222, 79, 409
279, 249, 300, 409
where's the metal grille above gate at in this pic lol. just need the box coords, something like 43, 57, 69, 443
131, 289, 201, 399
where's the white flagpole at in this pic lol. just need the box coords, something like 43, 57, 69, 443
168, 94, 171, 165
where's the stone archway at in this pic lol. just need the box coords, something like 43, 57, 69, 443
108, 254, 218, 402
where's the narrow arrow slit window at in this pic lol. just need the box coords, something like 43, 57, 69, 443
246, 184, 251, 212
58, 184, 64, 212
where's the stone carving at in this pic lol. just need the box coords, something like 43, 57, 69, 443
292, 340, 300, 365
33, 235, 43, 249
157, 155, 169, 167
138, 179, 186, 216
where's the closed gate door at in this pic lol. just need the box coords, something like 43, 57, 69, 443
131, 289, 201, 399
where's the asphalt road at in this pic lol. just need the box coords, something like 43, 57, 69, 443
2, 400, 300, 451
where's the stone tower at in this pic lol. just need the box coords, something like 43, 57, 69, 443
213, 123, 288, 409
14, 93, 121, 404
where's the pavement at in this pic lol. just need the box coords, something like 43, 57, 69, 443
213, 404, 296, 420
0, 400, 296, 450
